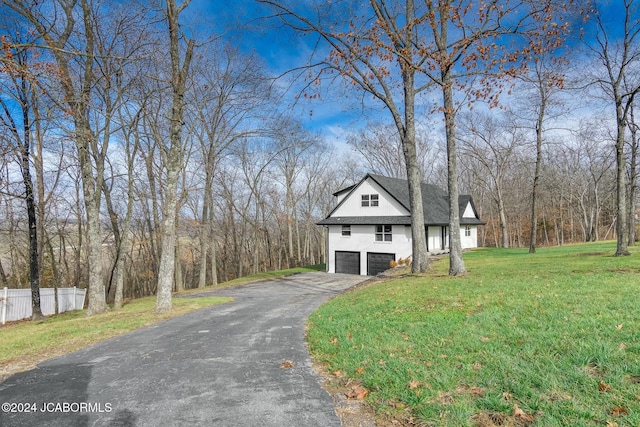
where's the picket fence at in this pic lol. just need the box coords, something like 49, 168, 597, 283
0, 287, 86, 324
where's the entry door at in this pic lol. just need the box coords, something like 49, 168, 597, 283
335, 251, 360, 275
367, 252, 395, 276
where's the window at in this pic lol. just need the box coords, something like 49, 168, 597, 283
342, 225, 351, 236
465, 226, 471, 237
375, 225, 392, 242
361, 194, 379, 207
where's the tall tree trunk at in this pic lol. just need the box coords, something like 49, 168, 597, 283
442, 78, 466, 275
529, 87, 546, 253
0, 258, 7, 287
615, 101, 630, 256
155, 0, 195, 313
156, 165, 180, 312
77, 119, 109, 315
198, 166, 213, 288
19, 108, 43, 319
628, 106, 638, 246
398, 6, 428, 274
497, 188, 509, 249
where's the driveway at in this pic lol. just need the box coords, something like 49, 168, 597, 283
0, 272, 367, 427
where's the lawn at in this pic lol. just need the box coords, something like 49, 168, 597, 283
307, 242, 640, 426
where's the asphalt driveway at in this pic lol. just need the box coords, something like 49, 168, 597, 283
0, 272, 366, 427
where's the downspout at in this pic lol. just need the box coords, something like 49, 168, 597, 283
325, 226, 329, 272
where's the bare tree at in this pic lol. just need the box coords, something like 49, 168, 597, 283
3, 0, 112, 315
347, 122, 442, 181
188, 45, 268, 288
583, 0, 640, 256
155, 0, 195, 313
0, 35, 43, 319
510, 57, 567, 253
627, 100, 639, 245
459, 111, 525, 248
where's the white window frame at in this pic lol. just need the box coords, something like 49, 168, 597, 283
342, 225, 351, 236
375, 225, 392, 242
465, 225, 471, 237
361, 194, 379, 207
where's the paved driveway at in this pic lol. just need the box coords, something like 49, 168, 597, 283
0, 272, 366, 427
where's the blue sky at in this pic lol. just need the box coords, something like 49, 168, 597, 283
182, 0, 382, 144
179, 0, 630, 148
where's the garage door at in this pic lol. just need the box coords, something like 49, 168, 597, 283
367, 252, 395, 276
335, 251, 360, 275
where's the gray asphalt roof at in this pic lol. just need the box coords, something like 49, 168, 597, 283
318, 174, 484, 226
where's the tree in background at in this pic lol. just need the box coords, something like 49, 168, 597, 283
583, 0, 640, 256
0, 31, 43, 319
3, 0, 111, 315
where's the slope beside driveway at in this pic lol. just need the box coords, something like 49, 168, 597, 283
0, 272, 367, 427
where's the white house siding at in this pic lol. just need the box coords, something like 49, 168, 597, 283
327, 224, 412, 275
461, 225, 478, 249
332, 178, 409, 217
427, 225, 477, 251
462, 202, 475, 218
427, 226, 443, 251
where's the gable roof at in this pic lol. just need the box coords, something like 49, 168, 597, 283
318, 173, 484, 226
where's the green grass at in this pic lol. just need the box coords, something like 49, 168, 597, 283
307, 243, 640, 426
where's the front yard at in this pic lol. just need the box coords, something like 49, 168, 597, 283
308, 242, 640, 426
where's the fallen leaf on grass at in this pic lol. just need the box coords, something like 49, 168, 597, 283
599, 381, 612, 392
611, 407, 628, 417
616, 324, 623, 330
346, 385, 369, 400
409, 380, 420, 389
279, 360, 294, 368
356, 366, 365, 374
606, 422, 619, 427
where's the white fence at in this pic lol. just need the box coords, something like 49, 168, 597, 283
1, 287, 86, 324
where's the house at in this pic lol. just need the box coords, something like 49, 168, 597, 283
317, 174, 483, 276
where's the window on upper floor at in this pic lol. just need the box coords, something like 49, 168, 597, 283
465, 226, 471, 237
375, 225, 392, 242
361, 194, 379, 207
342, 225, 351, 236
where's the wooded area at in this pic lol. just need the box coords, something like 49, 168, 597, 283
0, 0, 638, 316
